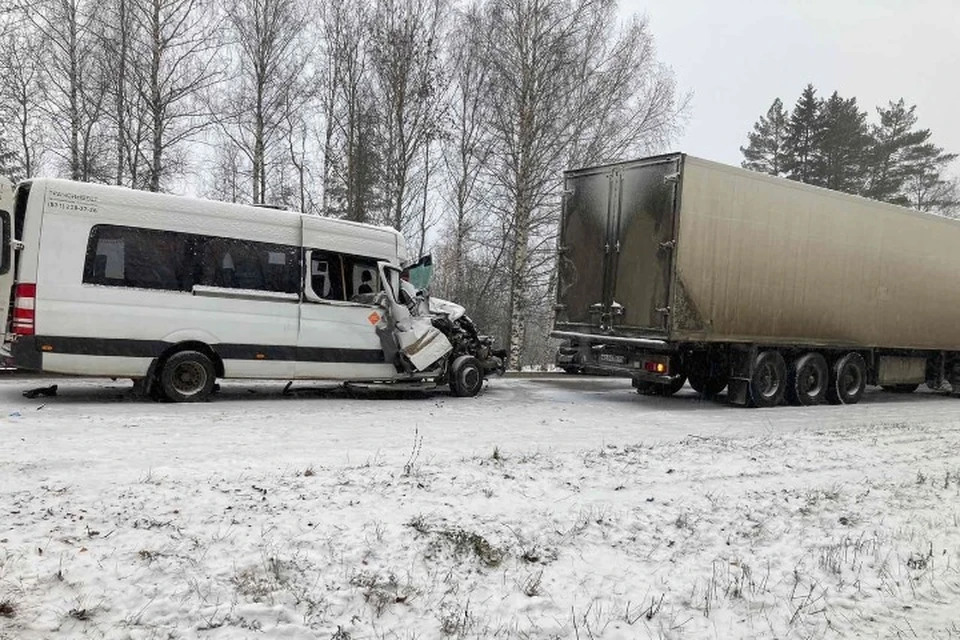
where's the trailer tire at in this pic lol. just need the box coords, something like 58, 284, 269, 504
749, 350, 786, 408
159, 350, 216, 403
655, 375, 687, 396
449, 355, 484, 397
786, 352, 829, 406
634, 380, 656, 395
881, 383, 920, 394
689, 373, 728, 397
827, 353, 867, 405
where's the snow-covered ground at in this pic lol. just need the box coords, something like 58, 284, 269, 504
1, 375, 959, 639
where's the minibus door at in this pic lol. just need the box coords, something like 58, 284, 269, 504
376, 262, 452, 372
0, 178, 15, 345
297, 247, 397, 380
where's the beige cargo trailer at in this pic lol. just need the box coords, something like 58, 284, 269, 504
551, 153, 960, 407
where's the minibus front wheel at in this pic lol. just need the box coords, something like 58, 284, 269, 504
159, 350, 217, 402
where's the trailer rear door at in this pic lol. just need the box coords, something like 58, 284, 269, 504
556, 168, 613, 329
556, 155, 680, 335
609, 157, 681, 332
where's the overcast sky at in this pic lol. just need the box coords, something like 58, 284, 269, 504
626, 0, 960, 170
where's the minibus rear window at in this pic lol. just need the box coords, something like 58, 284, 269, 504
0, 210, 10, 275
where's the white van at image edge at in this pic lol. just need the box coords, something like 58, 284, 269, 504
0, 178, 505, 401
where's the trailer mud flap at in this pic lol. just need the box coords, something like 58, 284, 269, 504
726, 345, 756, 407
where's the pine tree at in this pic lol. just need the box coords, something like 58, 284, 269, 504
900, 141, 959, 212
863, 99, 958, 213
784, 84, 821, 184
740, 98, 789, 176
810, 91, 870, 193
864, 100, 929, 203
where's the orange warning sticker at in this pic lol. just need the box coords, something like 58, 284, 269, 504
368, 311, 381, 325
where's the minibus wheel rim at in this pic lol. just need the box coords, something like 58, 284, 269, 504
172, 361, 208, 396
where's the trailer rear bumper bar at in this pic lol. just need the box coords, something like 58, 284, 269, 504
550, 330, 669, 350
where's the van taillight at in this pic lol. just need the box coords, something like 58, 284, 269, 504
13, 282, 36, 336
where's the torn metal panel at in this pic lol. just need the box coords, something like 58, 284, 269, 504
397, 318, 453, 371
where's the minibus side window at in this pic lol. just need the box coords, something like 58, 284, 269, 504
304, 252, 385, 303
83, 225, 191, 291
344, 258, 380, 299
196, 237, 300, 294
308, 251, 345, 300
85, 225, 301, 295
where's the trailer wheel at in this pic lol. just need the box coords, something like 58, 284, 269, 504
689, 373, 728, 397
655, 375, 687, 396
749, 351, 786, 408
449, 355, 484, 397
786, 353, 829, 406
881, 383, 920, 394
634, 380, 656, 395
827, 353, 867, 405
159, 350, 216, 402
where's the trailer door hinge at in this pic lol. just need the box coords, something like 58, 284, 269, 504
656, 306, 671, 315
663, 172, 680, 185
615, 240, 620, 253
604, 243, 610, 254
658, 240, 676, 251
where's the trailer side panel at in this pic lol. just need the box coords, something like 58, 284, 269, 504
673, 156, 960, 351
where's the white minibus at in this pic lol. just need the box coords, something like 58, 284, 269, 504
2, 179, 504, 401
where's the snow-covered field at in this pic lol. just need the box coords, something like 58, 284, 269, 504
1, 375, 959, 639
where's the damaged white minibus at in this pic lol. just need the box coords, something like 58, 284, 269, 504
1, 178, 504, 401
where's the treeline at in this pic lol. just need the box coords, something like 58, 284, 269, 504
0, 0, 687, 367
741, 85, 957, 214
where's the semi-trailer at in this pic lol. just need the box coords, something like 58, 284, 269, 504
552, 152, 960, 407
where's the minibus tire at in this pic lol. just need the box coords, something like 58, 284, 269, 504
449, 355, 484, 397
160, 350, 217, 402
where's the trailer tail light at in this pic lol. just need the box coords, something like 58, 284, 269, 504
13, 282, 36, 336
643, 360, 668, 374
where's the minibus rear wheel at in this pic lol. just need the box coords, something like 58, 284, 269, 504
159, 350, 217, 402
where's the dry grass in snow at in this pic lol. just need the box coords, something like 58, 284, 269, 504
2, 419, 960, 639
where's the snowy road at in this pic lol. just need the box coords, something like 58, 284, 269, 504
2, 375, 960, 639
1, 374, 958, 482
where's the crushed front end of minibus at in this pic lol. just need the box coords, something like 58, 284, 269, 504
374, 257, 506, 397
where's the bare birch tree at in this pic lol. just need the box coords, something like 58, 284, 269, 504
319, 0, 383, 222
0, 28, 47, 177
97, 0, 136, 184
217, 0, 311, 204
368, 0, 447, 243
123, 0, 222, 191
205, 138, 249, 202
24, 0, 111, 181
436, 1, 495, 304
478, 0, 685, 368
